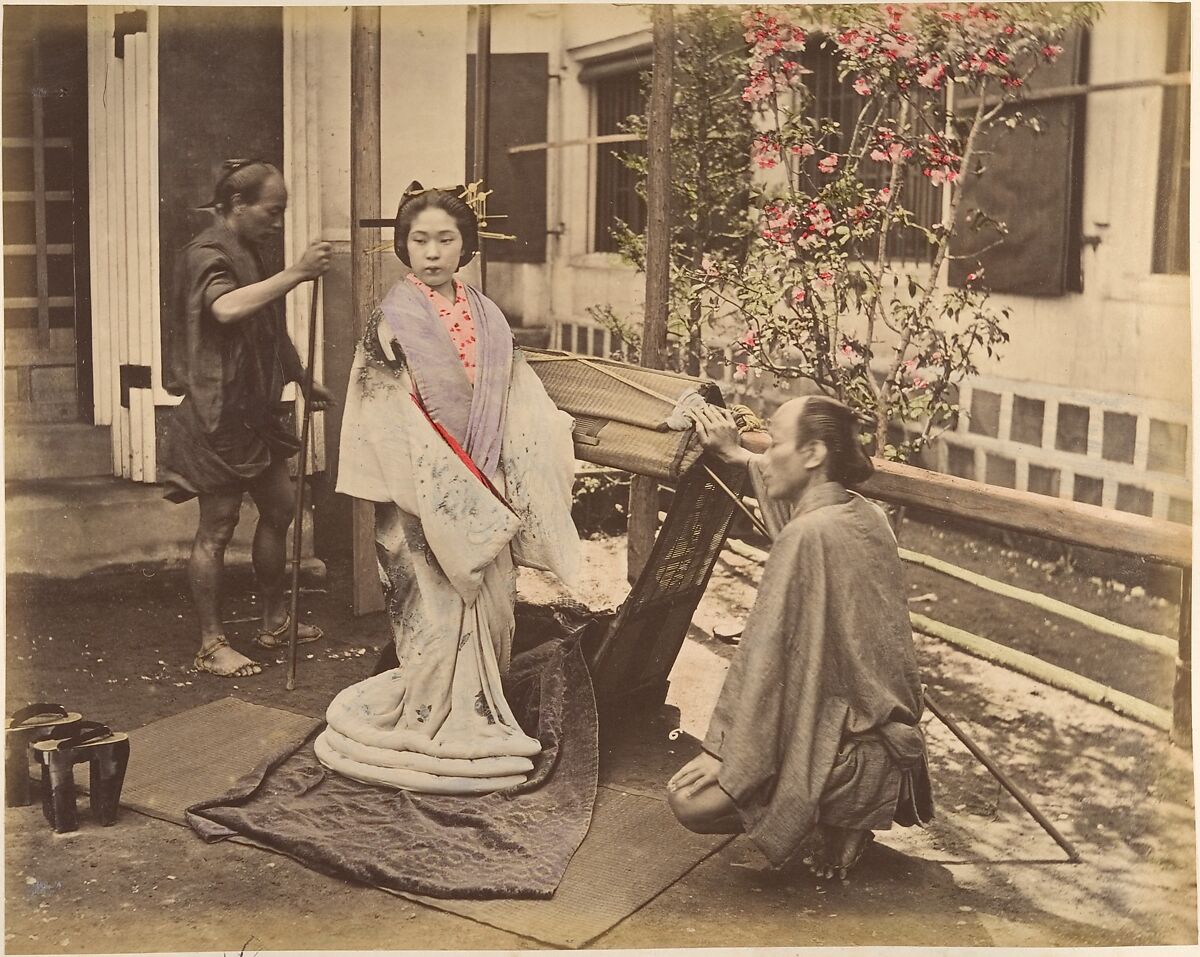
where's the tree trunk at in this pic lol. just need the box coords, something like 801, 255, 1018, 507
627, 5, 674, 584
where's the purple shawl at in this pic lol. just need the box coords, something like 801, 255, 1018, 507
379, 279, 513, 479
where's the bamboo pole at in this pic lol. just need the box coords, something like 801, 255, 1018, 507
350, 5, 384, 616
923, 693, 1080, 862
286, 279, 320, 691
897, 548, 1176, 657
627, 4, 673, 584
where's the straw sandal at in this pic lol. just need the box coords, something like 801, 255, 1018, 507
5, 704, 83, 808
194, 637, 262, 677
254, 614, 324, 650
32, 721, 130, 833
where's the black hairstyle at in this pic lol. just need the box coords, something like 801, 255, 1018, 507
794, 394, 876, 487
392, 181, 479, 269
209, 159, 281, 213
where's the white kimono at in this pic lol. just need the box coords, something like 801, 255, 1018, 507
316, 340, 580, 794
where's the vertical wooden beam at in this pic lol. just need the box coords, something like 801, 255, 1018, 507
627, 5, 674, 583
1173, 574, 1192, 747
350, 5, 384, 616
472, 5, 491, 293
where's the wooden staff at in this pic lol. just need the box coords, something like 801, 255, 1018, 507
923, 692, 1080, 862
287, 278, 320, 691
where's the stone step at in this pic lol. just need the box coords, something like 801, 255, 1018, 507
5, 422, 114, 481
6, 476, 321, 579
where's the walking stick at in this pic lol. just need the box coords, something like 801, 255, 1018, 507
287, 278, 320, 692
923, 691, 1080, 862
701, 443, 1082, 862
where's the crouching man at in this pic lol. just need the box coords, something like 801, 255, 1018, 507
667, 396, 933, 881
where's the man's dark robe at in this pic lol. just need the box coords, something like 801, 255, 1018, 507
703, 480, 933, 866
161, 219, 304, 501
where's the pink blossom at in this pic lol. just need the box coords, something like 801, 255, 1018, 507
1042, 44, 1064, 60
876, 186, 891, 203
791, 287, 806, 304
815, 270, 835, 290
817, 155, 839, 174
734, 363, 749, 380
852, 76, 872, 96
791, 142, 816, 157
917, 63, 945, 90
741, 331, 757, 348
701, 256, 719, 278
926, 168, 959, 187
965, 272, 978, 283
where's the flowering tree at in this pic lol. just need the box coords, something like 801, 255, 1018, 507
697, 2, 1096, 460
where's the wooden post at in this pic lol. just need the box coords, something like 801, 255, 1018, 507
627, 4, 674, 584
1173, 575, 1192, 747
472, 5, 491, 293
350, 5, 384, 616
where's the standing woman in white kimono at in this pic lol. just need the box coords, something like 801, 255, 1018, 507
316, 184, 580, 794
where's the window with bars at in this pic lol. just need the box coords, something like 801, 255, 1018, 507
1153, 5, 1189, 275
802, 44, 943, 264
592, 71, 646, 253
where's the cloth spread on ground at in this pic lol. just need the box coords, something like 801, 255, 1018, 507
186, 635, 598, 899
161, 219, 304, 501
703, 480, 934, 866
323, 282, 580, 792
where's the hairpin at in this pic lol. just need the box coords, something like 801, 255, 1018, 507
359, 179, 516, 248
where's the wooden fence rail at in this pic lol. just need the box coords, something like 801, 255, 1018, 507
860, 458, 1191, 570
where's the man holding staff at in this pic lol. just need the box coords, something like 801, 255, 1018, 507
163, 159, 336, 678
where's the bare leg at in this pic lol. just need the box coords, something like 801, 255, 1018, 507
247, 458, 321, 641
190, 491, 260, 676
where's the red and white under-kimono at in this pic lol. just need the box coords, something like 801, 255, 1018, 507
315, 275, 580, 794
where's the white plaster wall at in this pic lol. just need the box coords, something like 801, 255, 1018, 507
315, 8, 352, 243
380, 5, 469, 208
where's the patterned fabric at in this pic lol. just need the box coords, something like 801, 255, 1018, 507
703, 481, 933, 866
187, 635, 599, 899
377, 277, 512, 480
327, 317, 579, 793
407, 275, 477, 382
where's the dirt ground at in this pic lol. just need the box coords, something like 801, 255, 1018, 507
4, 515, 1197, 951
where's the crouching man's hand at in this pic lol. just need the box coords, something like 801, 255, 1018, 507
688, 405, 753, 467
668, 751, 723, 799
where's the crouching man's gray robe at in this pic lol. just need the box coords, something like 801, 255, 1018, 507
703, 479, 934, 866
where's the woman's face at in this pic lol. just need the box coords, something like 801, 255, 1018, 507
232, 172, 287, 246
406, 206, 463, 296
